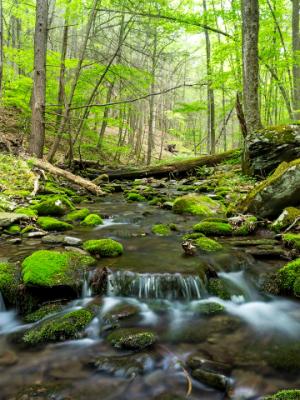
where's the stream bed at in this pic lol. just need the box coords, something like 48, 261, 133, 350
0, 193, 299, 399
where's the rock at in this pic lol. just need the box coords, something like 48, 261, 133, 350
64, 208, 90, 222
193, 221, 232, 236
248, 125, 300, 176
0, 350, 18, 366
0, 261, 20, 305
7, 238, 22, 245
107, 328, 156, 350
42, 234, 65, 244
33, 195, 75, 216
264, 390, 300, 400
27, 231, 47, 238
90, 267, 108, 295
207, 278, 231, 300
83, 239, 123, 257
173, 194, 226, 216
240, 160, 300, 217
192, 302, 225, 315
151, 224, 171, 236
162, 201, 173, 210
195, 237, 223, 253
64, 236, 82, 246
191, 368, 229, 391
227, 239, 278, 247
93, 174, 109, 184
37, 217, 73, 232
23, 303, 64, 323
103, 303, 139, 322
282, 233, 300, 253
245, 245, 286, 259
0, 212, 29, 227
126, 192, 146, 202
272, 207, 300, 232
229, 215, 258, 236
80, 213, 103, 226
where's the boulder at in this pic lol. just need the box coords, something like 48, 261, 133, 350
107, 328, 156, 350
240, 160, 300, 217
173, 194, 226, 216
0, 212, 29, 227
248, 125, 300, 176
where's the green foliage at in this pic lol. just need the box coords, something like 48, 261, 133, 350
264, 390, 300, 400
126, 192, 146, 202
151, 224, 171, 236
64, 208, 90, 222
193, 221, 232, 236
195, 237, 223, 252
33, 196, 75, 216
37, 217, 73, 231
173, 195, 226, 216
83, 239, 123, 257
282, 233, 300, 251
277, 258, 300, 297
80, 213, 103, 226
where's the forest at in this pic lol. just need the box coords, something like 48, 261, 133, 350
0, 0, 300, 399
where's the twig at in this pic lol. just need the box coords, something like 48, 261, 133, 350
284, 216, 300, 233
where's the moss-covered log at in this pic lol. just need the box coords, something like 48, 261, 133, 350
93, 150, 238, 181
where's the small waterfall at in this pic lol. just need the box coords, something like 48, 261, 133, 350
81, 272, 92, 299
219, 271, 258, 302
0, 291, 6, 311
107, 271, 206, 300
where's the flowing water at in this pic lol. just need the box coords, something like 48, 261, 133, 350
0, 193, 299, 399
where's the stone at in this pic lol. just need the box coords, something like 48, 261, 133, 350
107, 328, 156, 350
0, 350, 18, 366
173, 194, 226, 216
272, 207, 300, 232
0, 212, 29, 228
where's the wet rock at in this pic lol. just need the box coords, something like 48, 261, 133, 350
207, 278, 231, 300
90, 267, 108, 295
193, 221, 232, 236
245, 245, 286, 259
0, 350, 18, 366
103, 303, 139, 321
37, 216, 73, 232
152, 392, 186, 400
80, 213, 103, 226
227, 239, 278, 247
272, 207, 300, 232
173, 194, 226, 216
41, 234, 65, 244
161, 201, 173, 210
191, 368, 229, 391
7, 237, 22, 244
248, 125, 300, 176
63, 236, 82, 246
107, 328, 156, 350
195, 237, 223, 253
0, 212, 29, 227
64, 207, 90, 222
275, 258, 300, 298
282, 233, 300, 253
192, 301, 225, 315
27, 231, 47, 238
0, 261, 20, 306
23, 303, 64, 323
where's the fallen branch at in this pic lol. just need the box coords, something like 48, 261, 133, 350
31, 158, 105, 196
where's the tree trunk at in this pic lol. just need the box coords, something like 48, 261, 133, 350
29, 0, 48, 158
0, 0, 3, 97
241, 0, 262, 133
292, 0, 300, 120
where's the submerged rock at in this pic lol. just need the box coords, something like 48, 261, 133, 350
248, 125, 300, 176
107, 328, 156, 350
240, 160, 300, 217
151, 224, 171, 236
173, 194, 226, 216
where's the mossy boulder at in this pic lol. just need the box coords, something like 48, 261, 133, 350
21, 250, 96, 288
126, 192, 146, 202
80, 213, 103, 226
240, 159, 300, 218
264, 390, 300, 400
151, 224, 171, 236
192, 302, 225, 315
207, 278, 231, 300
193, 221, 232, 236
5, 224, 21, 235
24, 303, 64, 323
37, 217, 73, 231
107, 328, 156, 350
277, 258, 300, 297
83, 239, 123, 257
33, 195, 75, 216
64, 208, 90, 222
14, 207, 38, 218
282, 233, 300, 252
173, 195, 226, 216
266, 341, 300, 372
22, 308, 94, 346
195, 237, 223, 252
272, 207, 300, 232
0, 262, 20, 305
248, 125, 300, 176
0, 212, 29, 228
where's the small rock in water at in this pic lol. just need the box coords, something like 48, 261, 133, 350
0, 350, 18, 366
7, 237, 22, 245
42, 234, 65, 244
63, 236, 82, 246
182, 240, 197, 256
27, 231, 47, 238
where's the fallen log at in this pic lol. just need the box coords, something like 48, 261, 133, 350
98, 150, 239, 180
31, 158, 105, 196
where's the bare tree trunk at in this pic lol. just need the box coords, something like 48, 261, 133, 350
0, 0, 3, 97
29, 0, 48, 158
292, 0, 300, 120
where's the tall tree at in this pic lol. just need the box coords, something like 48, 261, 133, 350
29, 0, 48, 158
292, 0, 300, 120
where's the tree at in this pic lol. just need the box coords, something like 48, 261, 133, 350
29, 0, 48, 158
292, 0, 300, 120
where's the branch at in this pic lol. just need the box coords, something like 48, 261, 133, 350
95, 8, 232, 38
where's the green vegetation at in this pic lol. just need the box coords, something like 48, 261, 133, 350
277, 258, 300, 297
14, 207, 38, 217
83, 239, 123, 257
195, 237, 223, 252
64, 208, 90, 222
33, 196, 75, 216
282, 233, 300, 251
80, 213, 103, 226
37, 217, 73, 231
193, 221, 232, 236
207, 278, 231, 300
193, 302, 225, 315
22, 250, 95, 287
24, 304, 64, 323
272, 207, 300, 232
107, 328, 156, 350
173, 195, 226, 216
151, 224, 171, 236
264, 391, 300, 400
126, 192, 146, 202
0, 262, 19, 304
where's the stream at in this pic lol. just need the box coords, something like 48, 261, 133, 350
0, 192, 299, 399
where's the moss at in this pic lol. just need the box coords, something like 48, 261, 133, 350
193, 302, 225, 315
151, 224, 171, 236
83, 239, 123, 257
272, 207, 300, 232
126, 192, 146, 202
21, 225, 36, 234
195, 237, 223, 252
148, 197, 162, 206
33, 195, 75, 216
282, 233, 300, 251
193, 221, 232, 236
182, 232, 205, 240
3, 189, 31, 197
207, 278, 231, 300
22, 309, 93, 345
37, 217, 73, 231
277, 258, 300, 297
264, 390, 300, 400
24, 303, 64, 323
22, 250, 96, 287
258, 125, 295, 144
0, 154, 35, 194
80, 213, 103, 226
64, 208, 90, 222
107, 328, 156, 350
14, 207, 38, 218
0, 262, 19, 304
232, 216, 258, 236
43, 181, 75, 196
266, 342, 300, 372
173, 195, 226, 216
5, 224, 21, 235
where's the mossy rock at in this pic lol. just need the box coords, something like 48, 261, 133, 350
83, 239, 123, 257
264, 390, 300, 400
14, 207, 38, 218
5, 224, 21, 235
80, 213, 103, 226
151, 224, 171, 236
272, 207, 300, 232
22, 308, 94, 346
282, 233, 300, 251
266, 341, 300, 372
33, 195, 75, 216
0, 262, 20, 305
107, 328, 156, 350
0, 212, 29, 228
173, 195, 226, 216
192, 301, 225, 315
22, 250, 96, 288
193, 221, 232, 236
195, 237, 223, 253
126, 192, 146, 202
207, 278, 231, 300
37, 217, 73, 231
64, 208, 90, 222
103, 303, 139, 322
24, 303, 64, 323
182, 232, 205, 241
277, 258, 300, 297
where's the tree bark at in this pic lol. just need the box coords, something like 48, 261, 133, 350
292, 0, 300, 120
29, 0, 48, 158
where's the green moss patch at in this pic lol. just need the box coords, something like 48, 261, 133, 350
173, 195, 226, 216
207, 278, 231, 300
22, 309, 93, 345
107, 328, 156, 350
83, 239, 123, 257
195, 237, 223, 252
192, 302, 225, 315
264, 390, 300, 400
37, 217, 73, 231
126, 192, 146, 202
14, 207, 38, 218
22, 250, 96, 288
0, 262, 19, 305
24, 303, 64, 323
33, 195, 75, 216
193, 221, 232, 236
277, 258, 300, 297
151, 224, 171, 236
65, 208, 90, 222
283, 233, 300, 251
80, 213, 103, 226
272, 207, 300, 232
